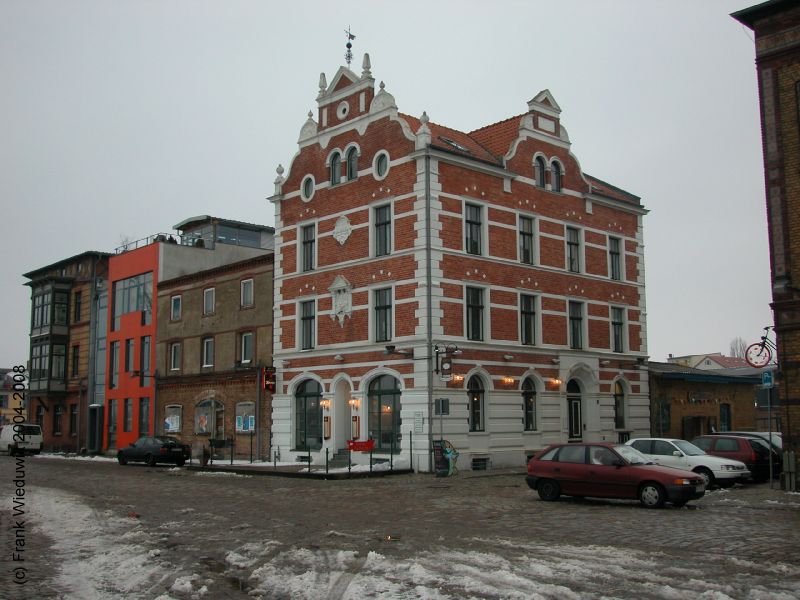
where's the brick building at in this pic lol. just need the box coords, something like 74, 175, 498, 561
268, 55, 649, 472
105, 216, 273, 453
156, 252, 274, 461
733, 1, 800, 475
23, 251, 110, 452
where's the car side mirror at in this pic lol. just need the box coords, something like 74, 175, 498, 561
612, 459, 625, 467
673, 451, 682, 457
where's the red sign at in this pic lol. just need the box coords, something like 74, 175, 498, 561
347, 439, 375, 452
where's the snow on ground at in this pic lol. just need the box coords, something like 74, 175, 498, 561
26, 486, 172, 598
33, 453, 118, 462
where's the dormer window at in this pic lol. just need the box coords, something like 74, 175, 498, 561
330, 151, 342, 185
534, 156, 546, 188
552, 161, 563, 192
346, 147, 358, 181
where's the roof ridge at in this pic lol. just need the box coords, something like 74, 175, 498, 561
468, 113, 526, 135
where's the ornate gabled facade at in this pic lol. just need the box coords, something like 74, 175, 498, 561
269, 54, 649, 472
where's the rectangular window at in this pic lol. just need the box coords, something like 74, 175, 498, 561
720, 403, 731, 432
611, 307, 625, 353
54, 291, 69, 326
164, 406, 181, 433
609, 237, 622, 281
240, 332, 253, 364
202, 337, 214, 367
241, 279, 254, 307
107, 399, 116, 447
69, 404, 78, 436
302, 224, 316, 272
123, 398, 133, 432
566, 227, 581, 273
569, 301, 584, 349
519, 216, 534, 265
109, 341, 120, 388
51, 344, 66, 380
170, 295, 182, 320
124, 338, 135, 372
139, 398, 150, 437
300, 301, 315, 350
169, 342, 181, 371
466, 287, 484, 341
53, 404, 63, 435
520, 294, 536, 346
374, 205, 391, 257
71, 345, 80, 378
465, 203, 482, 255
203, 288, 215, 315
112, 272, 153, 330
73, 291, 83, 323
374, 288, 392, 342
140, 336, 151, 386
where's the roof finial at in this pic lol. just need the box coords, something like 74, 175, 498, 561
319, 72, 327, 93
362, 52, 371, 77
344, 27, 355, 67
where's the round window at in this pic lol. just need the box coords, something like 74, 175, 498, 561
374, 152, 389, 180
337, 101, 349, 120
301, 176, 315, 201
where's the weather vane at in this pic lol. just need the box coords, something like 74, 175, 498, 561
345, 27, 355, 67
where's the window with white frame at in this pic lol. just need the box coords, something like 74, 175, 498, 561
551, 161, 563, 192
522, 377, 537, 431
465, 203, 482, 255
301, 224, 315, 272
566, 227, 581, 273
374, 288, 392, 342
330, 151, 342, 185
466, 287, 484, 341
534, 156, 546, 188
241, 279, 254, 308
468, 375, 485, 432
374, 204, 391, 257
611, 306, 625, 353
520, 294, 537, 346
202, 337, 214, 367
346, 147, 358, 181
170, 295, 182, 320
240, 331, 253, 364
568, 301, 584, 350
203, 288, 215, 315
519, 216, 534, 265
300, 300, 315, 350
169, 342, 181, 371
609, 237, 623, 281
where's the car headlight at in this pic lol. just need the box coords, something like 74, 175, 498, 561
673, 478, 692, 486
720, 465, 734, 471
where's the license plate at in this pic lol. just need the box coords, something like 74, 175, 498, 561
695, 484, 704, 493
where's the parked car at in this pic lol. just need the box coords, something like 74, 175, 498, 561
0, 423, 43, 456
626, 438, 750, 488
691, 435, 780, 482
709, 431, 782, 451
525, 442, 705, 508
117, 436, 190, 467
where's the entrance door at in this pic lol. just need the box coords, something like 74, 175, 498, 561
567, 380, 582, 441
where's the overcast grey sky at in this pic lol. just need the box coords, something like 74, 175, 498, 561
1, 0, 771, 367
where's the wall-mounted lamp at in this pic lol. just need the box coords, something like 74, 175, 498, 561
348, 398, 360, 409
503, 354, 515, 361
549, 377, 562, 386
320, 398, 332, 411
551, 358, 560, 364
501, 376, 515, 385
452, 374, 464, 383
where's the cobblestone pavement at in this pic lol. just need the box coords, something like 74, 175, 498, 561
1, 456, 799, 599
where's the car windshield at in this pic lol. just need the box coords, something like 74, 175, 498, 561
672, 440, 705, 456
614, 445, 652, 465
154, 436, 178, 445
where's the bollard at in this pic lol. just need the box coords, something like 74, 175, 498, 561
326, 447, 329, 476
370, 447, 373, 473
348, 447, 352, 476
390, 435, 394, 471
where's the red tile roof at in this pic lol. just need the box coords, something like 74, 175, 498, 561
400, 113, 501, 165
584, 174, 641, 206
469, 114, 526, 158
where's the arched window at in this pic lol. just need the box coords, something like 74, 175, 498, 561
567, 379, 582, 440
534, 156, 546, 188
368, 375, 401, 451
195, 399, 224, 438
295, 380, 322, 450
522, 377, 536, 431
468, 375, 485, 432
346, 147, 359, 181
614, 381, 626, 429
551, 161, 562, 192
330, 152, 342, 185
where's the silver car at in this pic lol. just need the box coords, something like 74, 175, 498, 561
626, 438, 750, 488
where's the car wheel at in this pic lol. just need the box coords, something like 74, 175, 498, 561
694, 467, 714, 489
175, 458, 185, 467
117, 452, 128, 466
145, 454, 156, 467
537, 479, 561, 501
639, 482, 666, 508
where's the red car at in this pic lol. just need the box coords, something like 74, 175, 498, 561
526, 442, 706, 508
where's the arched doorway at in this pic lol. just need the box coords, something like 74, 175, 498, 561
567, 379, 583, 441
368, 375, 400, 452
468, 375, 485, 432
295, 380, 322, 451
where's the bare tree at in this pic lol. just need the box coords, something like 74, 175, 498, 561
730, 336, 748, 358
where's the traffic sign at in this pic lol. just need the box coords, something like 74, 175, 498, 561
762, 370, 773, 388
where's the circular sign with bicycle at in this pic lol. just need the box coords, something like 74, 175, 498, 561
745, 326, 777, 368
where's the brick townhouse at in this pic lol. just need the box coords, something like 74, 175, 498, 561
733, 0, 800, 480
268, 54, 649, 472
